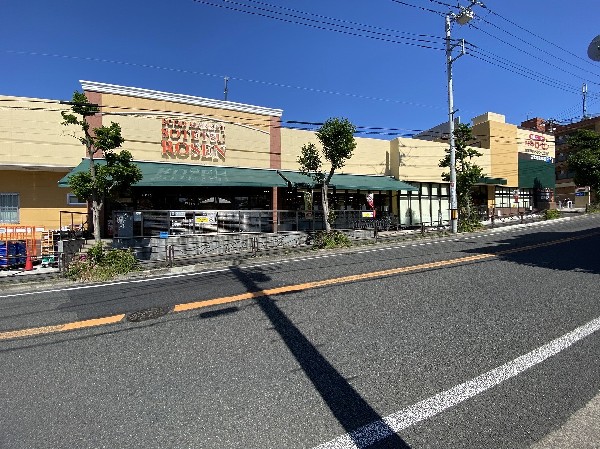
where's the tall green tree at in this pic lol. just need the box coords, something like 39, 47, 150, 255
298, 117, 357, 232
566, 129, 600, 202
439, 123, 485, 231
62, 91, 142, 242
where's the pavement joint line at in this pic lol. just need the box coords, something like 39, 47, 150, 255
0, 229, 595, 341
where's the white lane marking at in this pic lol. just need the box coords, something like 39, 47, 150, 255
314, 315, 600, 449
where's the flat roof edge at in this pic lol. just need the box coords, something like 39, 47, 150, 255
80, 80, 284, 117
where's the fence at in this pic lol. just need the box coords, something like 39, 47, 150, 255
112, 209, 414, 238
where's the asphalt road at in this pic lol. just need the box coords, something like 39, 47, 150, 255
1, 215, 599, 448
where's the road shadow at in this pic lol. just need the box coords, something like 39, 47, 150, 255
466, 227, 600, 275
229, 266, 411, 449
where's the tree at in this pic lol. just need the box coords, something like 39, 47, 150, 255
566, 129, 600, 202
439, 123, 485, 231
298, 118, 357, 232
62, 91, 142, 242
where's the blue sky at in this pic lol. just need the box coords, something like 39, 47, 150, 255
2, 0, 600, 137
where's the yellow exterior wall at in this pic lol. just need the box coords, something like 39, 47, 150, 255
394, 137, 450, 183
0, 96, 87, 229
280, 128, 391, 175
0, 96, 84, 167
100, 93, 273, 169
0, 170, 86, 229
473, 118, 519, 187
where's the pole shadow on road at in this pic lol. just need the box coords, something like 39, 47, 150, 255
229, 266, 412, 449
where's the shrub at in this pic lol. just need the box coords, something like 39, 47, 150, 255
543, 209, 561, 220
313, 230, 352, 249
458, 209, 483, 233
65, 244, 139, 281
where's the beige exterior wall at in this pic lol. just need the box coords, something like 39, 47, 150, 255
0, 169, 86, 229
473, 117, 519, 187
280, 128, 391, 175
0, 96, 86, 229
100, 93, 273, 169
0, 96, 84, 167
394, 137, 451, 183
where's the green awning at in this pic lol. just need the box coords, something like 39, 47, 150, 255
278, 170, 418, 191
478, 176, 508, 185
59, 160, 289, 188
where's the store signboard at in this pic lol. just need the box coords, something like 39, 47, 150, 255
161, 119, 226, 162
195, 212, 217, 224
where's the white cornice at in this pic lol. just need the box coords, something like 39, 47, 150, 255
80, 80, 283, 117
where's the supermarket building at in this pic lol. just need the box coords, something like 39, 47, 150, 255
0, 81, 555, 236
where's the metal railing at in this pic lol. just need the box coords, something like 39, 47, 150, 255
112, 209, 423, 237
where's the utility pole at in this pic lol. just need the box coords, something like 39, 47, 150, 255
582, 83, 588, 120
445, 0, 483, 233
224, 76, 229, 101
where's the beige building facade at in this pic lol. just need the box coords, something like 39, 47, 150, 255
0, 96, 87, 230
0, 81, 556, 235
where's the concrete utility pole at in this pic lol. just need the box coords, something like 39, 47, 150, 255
445, 1, 483, 233
582, 83, 588, 119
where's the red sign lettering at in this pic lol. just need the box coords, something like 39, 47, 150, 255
161, 119, 226, 161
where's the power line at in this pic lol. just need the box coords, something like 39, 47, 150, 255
466, 47, 585, 95
3, 50, 447, 112
243, 0, 442, 40
482, 5, 600, 72
192, 0, 447, 50
472, 15, 600, 82
467, 23, 600, 88
390, 0, 446, 17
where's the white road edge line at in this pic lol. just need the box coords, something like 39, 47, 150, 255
314, 315, 600, 449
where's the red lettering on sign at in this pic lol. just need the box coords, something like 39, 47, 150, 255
162, 140, 174, 155
176, 142, 189, 157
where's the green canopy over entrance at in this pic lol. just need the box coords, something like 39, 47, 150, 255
277, 170, 418, 191
58, 160, 290, 188
59, 160, 419, 191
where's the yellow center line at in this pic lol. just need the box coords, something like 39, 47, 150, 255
0, 315, 125, 341
172, 253, 494, 312
0, 232, 593, 341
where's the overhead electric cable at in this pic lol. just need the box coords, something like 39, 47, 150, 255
482, 5, 600, 71
390, 0, 446, 16
467, 23, 600, 87
3, 50, 446, 111
192, 0, 447, 49
473, 15, 600, 81
243, 0, 442, 40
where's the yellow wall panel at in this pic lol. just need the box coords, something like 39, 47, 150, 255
0, 96, 85, 167
101, 94, 273, 168
0, 170, 85, 229
281, 128, 391, 176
